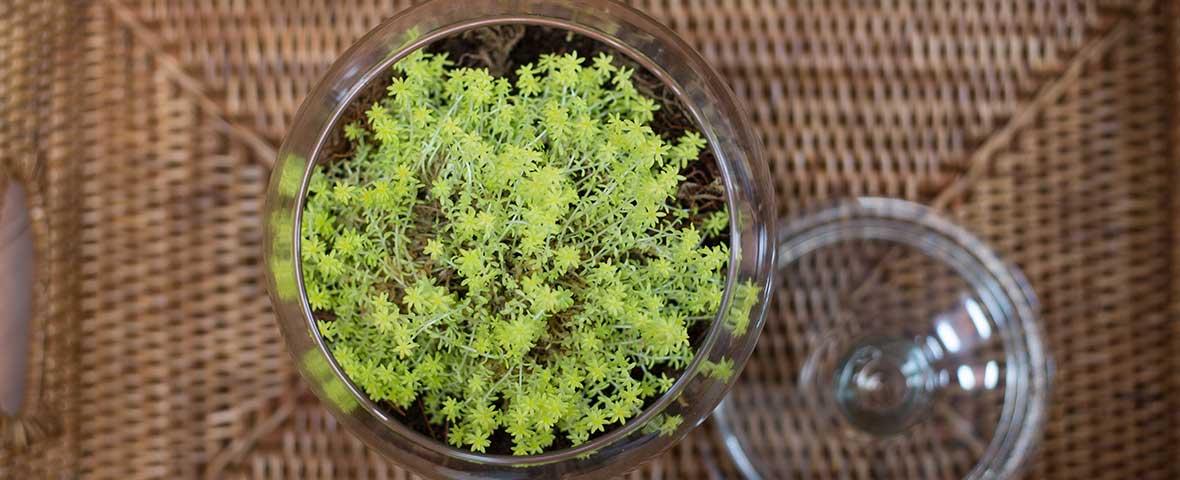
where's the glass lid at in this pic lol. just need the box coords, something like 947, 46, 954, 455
714, 198, 1051, 479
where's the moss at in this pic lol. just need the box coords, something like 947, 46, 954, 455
303, 49, 754, 455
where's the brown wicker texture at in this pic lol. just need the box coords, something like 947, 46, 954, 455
1, 0, 1178, 478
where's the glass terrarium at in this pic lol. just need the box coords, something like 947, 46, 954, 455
263, 0, 776, 478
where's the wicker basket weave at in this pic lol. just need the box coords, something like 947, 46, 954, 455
2, 0, 1178, 478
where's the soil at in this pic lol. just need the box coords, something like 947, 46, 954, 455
313, 25, 727, 454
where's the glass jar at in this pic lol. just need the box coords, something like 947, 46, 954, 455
263, 0, 776, 477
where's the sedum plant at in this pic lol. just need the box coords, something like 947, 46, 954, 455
302, 48, 758, 455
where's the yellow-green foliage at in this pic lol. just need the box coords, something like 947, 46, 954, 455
302, 49, 756, 455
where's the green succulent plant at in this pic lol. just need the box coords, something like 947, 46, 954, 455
302, 48, 757, 455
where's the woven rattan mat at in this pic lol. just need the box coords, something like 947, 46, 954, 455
3, 0, 1179, 478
